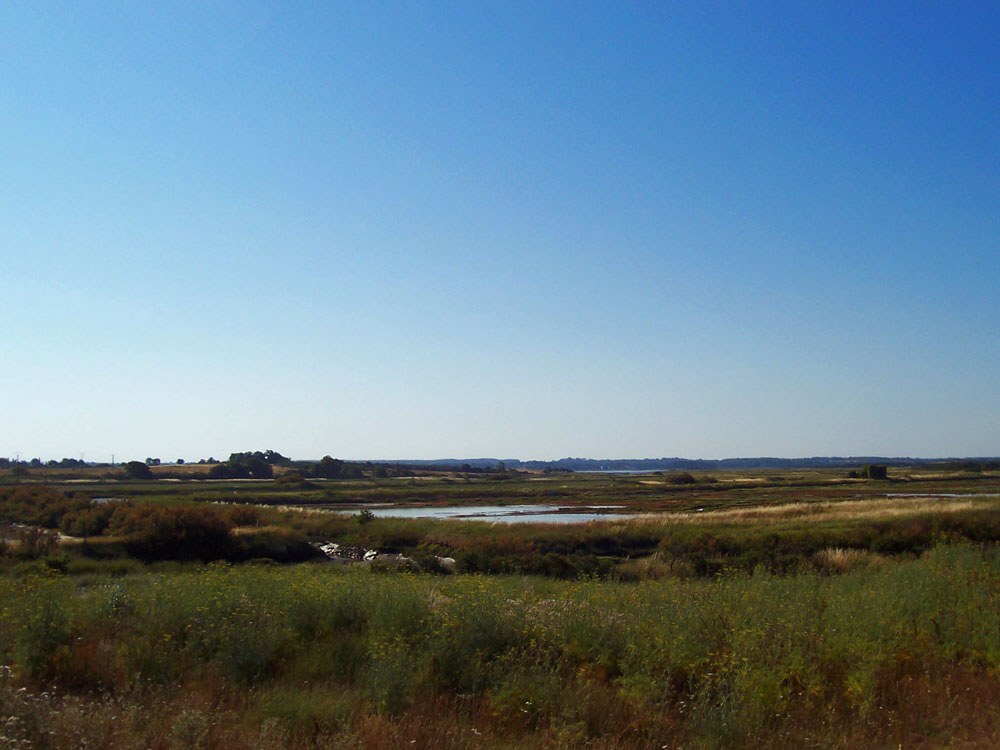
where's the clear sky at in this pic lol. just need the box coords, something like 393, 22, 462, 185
2, 2, 998, 462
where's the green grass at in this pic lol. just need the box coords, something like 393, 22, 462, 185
4, 545, 1000, 747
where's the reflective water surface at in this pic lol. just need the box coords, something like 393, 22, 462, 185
334, 504, 630, 524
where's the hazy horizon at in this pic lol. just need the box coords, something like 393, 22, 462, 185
6, 451, 1000, 468
3, 3, 997, 462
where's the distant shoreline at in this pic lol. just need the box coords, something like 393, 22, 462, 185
387, 456, 1000, 472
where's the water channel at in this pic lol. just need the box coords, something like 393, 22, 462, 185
333, 504, 631, 524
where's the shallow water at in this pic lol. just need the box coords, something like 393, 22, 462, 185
335, 504, 630, 524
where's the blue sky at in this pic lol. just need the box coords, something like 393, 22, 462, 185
2, 2, 998, 461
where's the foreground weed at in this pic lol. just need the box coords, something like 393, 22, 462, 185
3, 545, 1000, 747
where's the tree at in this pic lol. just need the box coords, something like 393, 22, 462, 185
862, 464, 888, 480
246, 456, 273, 478
60, 506, 112, 542
124, 461, 154, 480
208, 463, 234, 478
492, 461, 510, 480
263, 450, 291, 465
208, 452, 274, 479
313, 456, 344, 479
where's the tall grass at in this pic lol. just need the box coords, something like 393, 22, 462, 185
3, 545, 1000, 747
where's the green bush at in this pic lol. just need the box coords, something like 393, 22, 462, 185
114, 506, 236, 561
123, 461, 154, 480
667, 472, 698, 485
236, 528, 321, 563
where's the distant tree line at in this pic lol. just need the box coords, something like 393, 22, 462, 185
53, 451, 411, 482
0, 457, 87, 470
207, 451, 290, 479
308, 457, 412, 479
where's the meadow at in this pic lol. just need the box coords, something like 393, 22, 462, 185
3, 463, 1000, 748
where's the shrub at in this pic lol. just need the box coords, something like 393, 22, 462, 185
0, 485, 88, 528
667, 472, 698, 485
236, 528, 321, 563
861, 464, 888, 480
59, 505, 115, 540
227, 504, 261, 527
13, 526, 58, 560
115, 506, 236, 561
123, 461, 154, 480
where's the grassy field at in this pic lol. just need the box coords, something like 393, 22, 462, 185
3, 464, 1000, 747
4, 547, 1000, 748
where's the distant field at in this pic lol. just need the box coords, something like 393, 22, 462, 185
4, 464, 1000, 575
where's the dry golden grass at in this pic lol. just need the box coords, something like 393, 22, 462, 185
623, 494, 1000, 527
811, 547, 888, 574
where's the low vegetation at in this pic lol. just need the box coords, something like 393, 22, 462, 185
2, 464, 1000, 747
3, 546, 1000, 747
